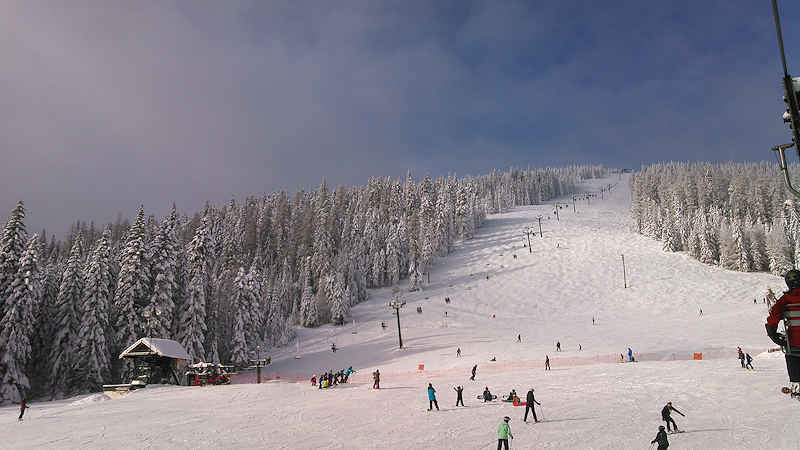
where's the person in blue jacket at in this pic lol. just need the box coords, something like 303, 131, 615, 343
427, 383, 439, 411
627, 347, 634, 362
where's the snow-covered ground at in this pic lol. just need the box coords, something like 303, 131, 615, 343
4, 174, 800, 449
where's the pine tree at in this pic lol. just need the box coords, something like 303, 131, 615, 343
146, 206, 179, 338
113, 206, 150, 381
0, 201, 27, 319
50, 233, 84, 398
0, 235, 40, 405
767, 225, 794, 275
229, 267, 250, 365
74, 229, 113, 393
299, 257, 319, 327
178, 215, 210, 362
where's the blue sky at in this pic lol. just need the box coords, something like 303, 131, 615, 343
2, 0, 800, 233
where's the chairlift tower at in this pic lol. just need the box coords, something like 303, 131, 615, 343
388, 294, 406, 349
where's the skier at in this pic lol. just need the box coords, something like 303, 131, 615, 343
471, 364, 477, 381
766, 269, 800, 396
18, 398, 29, 422
745, 353, 754, 370
457, 347, 461, 357
592, 316, 595, 325
650, 425, 669, 450
523, 388, 541, 423
699, 307, 703, 317
454, 385, 465, 406
372, 369, 380, 389
627, 347, 634, 362
311, 375, 316, 386
497, 416, 513, 450
331, 343, 337, 353
737, 347, 745, 368
661, 401, 685, 433
556, 341, 561, 352
427, 383, 439, 411
578, 344, 582, 351
517, 334, 521, 343
545, 355, 550, 371
620, 353, 625, 363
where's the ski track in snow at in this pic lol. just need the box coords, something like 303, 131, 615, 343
3, 174, 800, 449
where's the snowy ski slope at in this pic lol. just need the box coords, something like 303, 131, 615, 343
3, 173, 800, 449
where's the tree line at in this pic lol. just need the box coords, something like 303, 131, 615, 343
0, 165, 605, 404
630, 161, 800, 275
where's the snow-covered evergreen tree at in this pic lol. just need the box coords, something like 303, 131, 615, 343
50, 233, 84, 398
146, 206, 179, 338
229, 267, 250, 365
74, 229, 113, 393
766, 225, 793, 275
0, 201, 27, 319
178, 214, 210, 362
299, 258, 319, 327
113, 206, 150, 381
0, 235, 40, 405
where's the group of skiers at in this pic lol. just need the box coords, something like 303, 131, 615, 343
312, 366, 355, 389
737, 347, 754, 370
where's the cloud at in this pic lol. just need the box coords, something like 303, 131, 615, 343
0, 0, 797, 233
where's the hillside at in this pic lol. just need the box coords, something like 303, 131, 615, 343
3, 173, 800, 449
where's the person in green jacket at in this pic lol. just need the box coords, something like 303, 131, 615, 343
497, 416, 513, 450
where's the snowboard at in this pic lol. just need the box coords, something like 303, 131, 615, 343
668, 430, 685, 434
477, 395, 497, 400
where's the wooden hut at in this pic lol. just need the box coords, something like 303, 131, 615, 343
118, 338, 190, 386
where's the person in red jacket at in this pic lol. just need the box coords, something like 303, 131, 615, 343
766, 269, 800, 395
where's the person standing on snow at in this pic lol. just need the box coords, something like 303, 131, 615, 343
517, 334, 521, 343
627, 347, 634, 362
471, 364, 477, 381
766, 269, 800, 396
545, 355, 551, 371
745, 353, 754, 370
454, 385, 465, 406
497, 416, 513, 450
18, 399, 29, 422
737, 347, 745, 368
427, 383, 439, 411
457, 347, 461, 357
523, 388, 541, 423
556, 341, 561, 352
650, 425, 669, 449
372, 369, 380, 389
661, 401, 685, 432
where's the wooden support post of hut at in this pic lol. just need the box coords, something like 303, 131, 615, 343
118, 337, 190, 386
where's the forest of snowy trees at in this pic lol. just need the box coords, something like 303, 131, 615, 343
630, 162, 800, 275
0, 165, 606, 404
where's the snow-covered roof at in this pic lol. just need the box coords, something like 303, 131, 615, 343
119, 337, 190, 361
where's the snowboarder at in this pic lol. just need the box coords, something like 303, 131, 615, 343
505, 390, 517, 402
661, 401, 684, 433
745, 353, 754, 370
578, 344, 582, 351
454, 385, 464, 406
381, 321, 387, 329
483, 386, 494, 402
650, 425, 669, 450
545, 355, 550, 371
427, 383, 439, 411
517, 334, 521, 343
627, 347, 634, 362
766, 269, 800, 396
737, 347, 745, 368
372, 369, 380, 389
471, 364, 477, 381
523, 388, 541, 423
497, 416, 513, 450
457, 347, 461, 357
331, 343, 337, 353
489, 356, 497, 362
18, 399, 29, 422
556, 341, 561, 352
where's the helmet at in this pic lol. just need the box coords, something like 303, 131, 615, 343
786, 270, 800, 289
659, 425, 665, 430
503, 416, 511, 421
